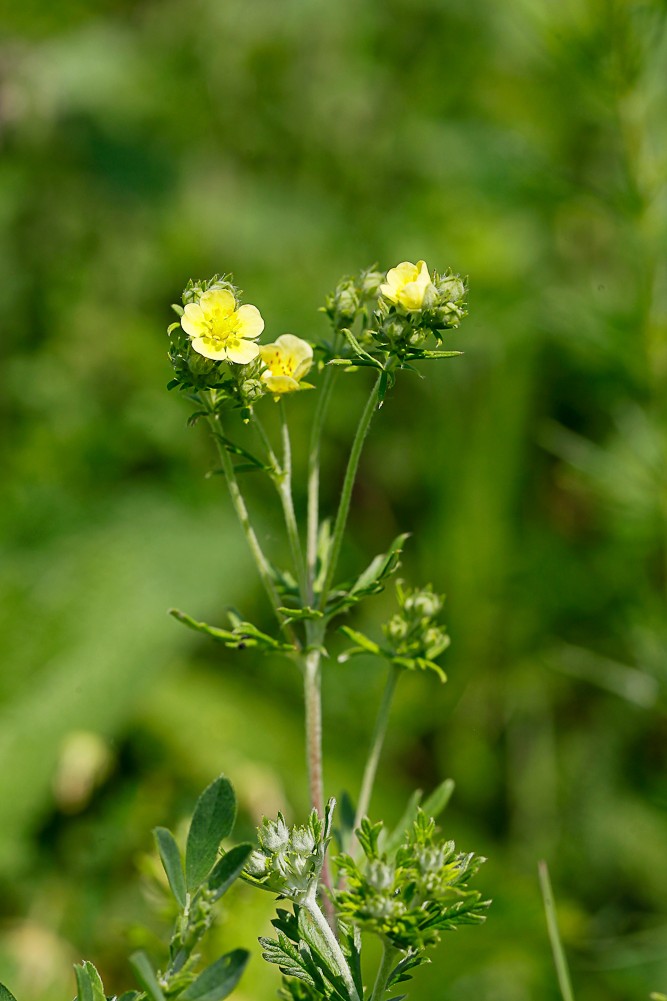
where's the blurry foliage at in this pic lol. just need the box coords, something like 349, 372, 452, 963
0, 0, 666, 999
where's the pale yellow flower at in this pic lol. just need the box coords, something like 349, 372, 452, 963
180, 287, 264, 364
379, 260, 434, 311
259, 335, 313, 397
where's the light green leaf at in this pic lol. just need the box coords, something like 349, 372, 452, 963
154, 827, 187, 909
422, 779, 455, 819
179, 949, 249, 1001
185, 776, 236, 891
129, 953, 166, 1001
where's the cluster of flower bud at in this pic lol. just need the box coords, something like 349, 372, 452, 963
336, 812, 487, 952
383, 582, 449, 664
244, 805, 333, 903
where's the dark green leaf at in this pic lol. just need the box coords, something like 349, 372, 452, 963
154, 826, 187, 909
0, 986, 19, 1001
186, 776, 236, 891
208, 843, 253, 899
129, 952, 166, 1001
179, 949, 249, 1001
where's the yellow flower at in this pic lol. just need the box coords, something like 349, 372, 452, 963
379, 260, 434, 311
259, 335, 313, 397
180, 287, 264, 364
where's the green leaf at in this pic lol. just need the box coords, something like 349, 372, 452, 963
422, 778, 455, 819
208, 842, 253, 899
170, 609, 295, 654
154, 826, 187, 909
179, 949, 249, 1001
0, 985, 19, 1001
326, 533, 409, 617
408, 349, 463, 359
186, 776, 236, 891
297, 909, 349, 999
117, 994, 141, 1001
276, 606, 324, 624
337, 627, 382, 659
129, 952, 166, 1001
383, 789, 423, 855
74, 962, 106, 1001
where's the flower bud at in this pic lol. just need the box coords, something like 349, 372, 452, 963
259, 815, 290, 853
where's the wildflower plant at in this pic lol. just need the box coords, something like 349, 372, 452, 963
0, 261, 488, 1001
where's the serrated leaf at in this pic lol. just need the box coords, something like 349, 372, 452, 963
154, 827, 187, 909
179, 949, 249, 1001
422, 779, 455, 820
185, 776, 236, 891
208, 843, 253, 899
129, 952, 166, 1001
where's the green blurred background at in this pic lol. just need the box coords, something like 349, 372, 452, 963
1, 0, 666, 998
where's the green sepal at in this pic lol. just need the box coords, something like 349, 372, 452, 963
0, 987, 19, 1001
178, 949, 249, 1001
208, 843, 254, 899
154, 827, 187, 909
185, 776, 236, 892
170, 609, 295, 654
74, 962, 106, 1001
171, 303, 185, 316
129, 952, 166, 1001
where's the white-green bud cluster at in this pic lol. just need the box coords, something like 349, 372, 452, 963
245, 804, 333, 903
383, 582, 449, 663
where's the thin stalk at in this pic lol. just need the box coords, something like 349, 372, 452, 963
306, 364, 337, 603
304, 646, 325, 819
352, 665, 400, 846
370, 940, 400, 1001
207, 413, 283, 616
538, 860, 576, 1001
319, 373, 383, 607
279, 401, 308, 598
304, 893, 360, 1001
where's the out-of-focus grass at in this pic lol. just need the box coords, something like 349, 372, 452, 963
1, 0, 666, 998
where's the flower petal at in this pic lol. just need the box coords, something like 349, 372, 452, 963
181, 302, 206, 337
227, 338, 261, 364
262, 373, 300, 394
275, 334, 313, 365
200, 287, 236, 318
236, 303, 264, 340
191, 336, 229, 361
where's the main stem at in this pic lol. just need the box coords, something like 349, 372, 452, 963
370, 940, 399, 1001
319, 373, 383, 606
352, 665, 400, 844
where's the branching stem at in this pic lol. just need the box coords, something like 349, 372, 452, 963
304, 893, 360, 1001
370, 940, 400, 1001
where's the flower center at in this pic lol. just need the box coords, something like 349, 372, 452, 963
204, 312, 240, 346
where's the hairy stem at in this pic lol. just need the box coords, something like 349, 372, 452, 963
370, 940, 400, 1001
352, 665, 400, 848
319, 373, 382, 607
304, 894, 360, 1001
